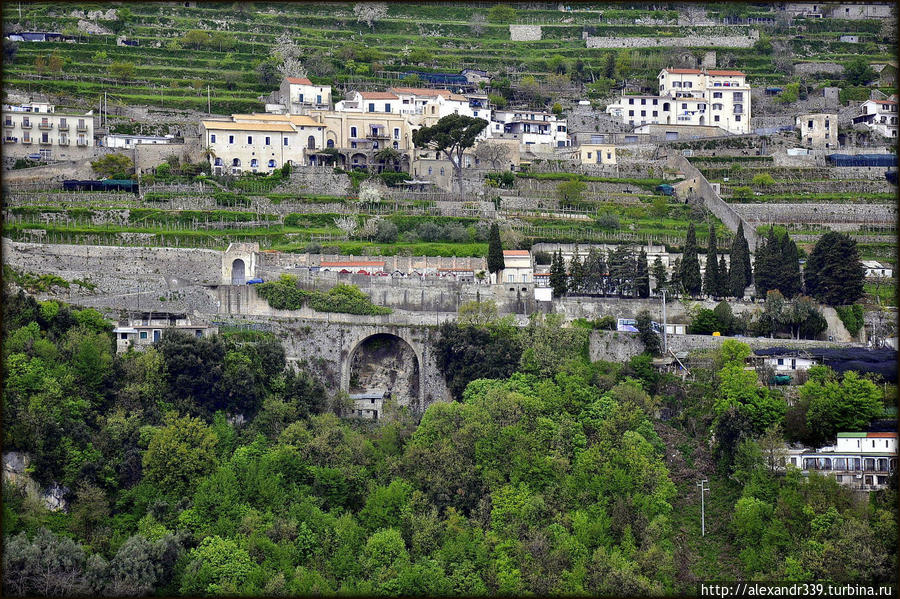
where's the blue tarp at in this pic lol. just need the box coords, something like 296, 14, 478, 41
827, 153, 898, 167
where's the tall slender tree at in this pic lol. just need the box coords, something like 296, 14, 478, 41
582, 247, 607, 295
549, 249, 568, 298
487, 223, 504, 276
753, 226, 779, 298
635, 248, 650, 298
651, 255, 667, 296
718, 255, 730, 297
729, 222, 750, 298
569, 244, 585, 293
779, 234, 802, 298
680, 223, 702, 296
703, 222, 720, 297
669, 257, 682, 297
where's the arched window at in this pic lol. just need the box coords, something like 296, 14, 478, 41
232, 158, 241, 166
250, 158, 259, 167
327, 139, 335, 148
350, 126, 357, 138
393, 141, 399, 149
268, 159, 276, 168
440, 167, 445, 176
214, 157, 223, 166
307, 135, 315, 149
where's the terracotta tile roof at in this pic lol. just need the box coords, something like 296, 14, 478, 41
286, 77, 313, 85
707, 70, 746, 76
320, 261, 385, 267
201, 120, 295, 132
664, 68, 702, 74
358, 91, 399, 100
871, 99, 898, 105
503, 250, 530, 256
867, 432, 898, 438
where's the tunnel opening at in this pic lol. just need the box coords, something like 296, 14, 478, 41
349, 333, 420, 406
231, 259, 246, 285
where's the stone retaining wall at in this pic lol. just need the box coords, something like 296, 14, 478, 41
732, 203, 896, 225
586, 30, 758, 48
510, 24, 542, 40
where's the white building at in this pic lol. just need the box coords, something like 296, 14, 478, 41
336, 91, 400, 114
491, 109, 569, 148
113, 313, 217, 354
2, 102, 94, 159
103, 134, 175, 148
862, 260, 893, 278
857, 99, 898, 138
279, 77, 332, 114
785, 432, 898, 491
759, 353, 819, 372
389, 87, 483, 120
606, 68, 751, 135
499, 250, 533, 284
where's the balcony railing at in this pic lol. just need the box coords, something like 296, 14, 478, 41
38, 122, 52, 130
39, 138, 52, 145
58, 123, 69, 131
22, 137, 32, 144
76, 139, 88, 146
21, 122, 32, 129
58, 138, 69, 146
366, 132, 390, 140
4, 120, 13, 127
76, 124, 88, 132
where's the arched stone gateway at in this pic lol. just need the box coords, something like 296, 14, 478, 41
230, 259, 246, 285
342, 329, 425, 410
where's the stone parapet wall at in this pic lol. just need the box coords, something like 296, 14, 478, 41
586, 30, 758, 48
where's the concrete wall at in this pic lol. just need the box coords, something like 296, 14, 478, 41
510, 24, 542, 40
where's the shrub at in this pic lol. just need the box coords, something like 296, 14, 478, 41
596, 212, 620, 229
374, 220, 398, 243
835, 304, 864, 336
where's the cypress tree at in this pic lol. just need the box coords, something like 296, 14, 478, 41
487, 222, 504, 275
729, 223, 749, 298
549, 249, 568, 298
703, 222, 719, 297
740, 222, 752, 286
778, 234, 801, 298
635, 248, 650, 298
651, 255, 667, 296
805, 232, 865, 306
569, 244, 585, 293
670, 257, 682, 296
718, 255, 729, 297
754, 226, 779, 297
680, 222, 702, 296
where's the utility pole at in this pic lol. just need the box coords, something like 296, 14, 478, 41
207, 85, 211, 115
697, 479, 709, 536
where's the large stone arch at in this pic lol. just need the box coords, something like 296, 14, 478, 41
341, 328, 425, 408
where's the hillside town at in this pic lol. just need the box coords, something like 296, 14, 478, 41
1, 2, 897, 596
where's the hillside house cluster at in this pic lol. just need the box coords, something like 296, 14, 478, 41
202, 77, 571, 188
606, 68, 752, 135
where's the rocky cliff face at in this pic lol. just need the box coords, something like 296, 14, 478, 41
349, 334, 420, 406
2, 451, 68, 512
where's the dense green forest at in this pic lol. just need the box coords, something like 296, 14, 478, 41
2, 286, 896, 595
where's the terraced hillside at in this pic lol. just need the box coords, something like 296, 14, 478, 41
3, 2, 896, 115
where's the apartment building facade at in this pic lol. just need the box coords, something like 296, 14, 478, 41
2, 103, 94, 160
606, 68, 752, 135
857, 99, 898, 138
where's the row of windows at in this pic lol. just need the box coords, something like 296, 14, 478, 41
3, 116, 88, 128
214, 158, 280, 168
4, 133, 87, 144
